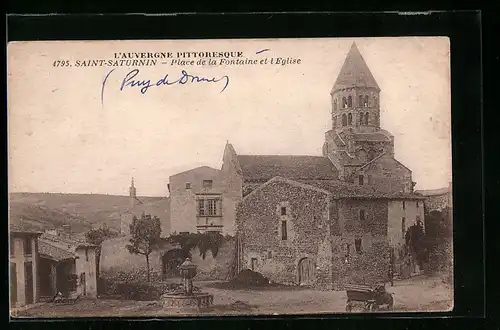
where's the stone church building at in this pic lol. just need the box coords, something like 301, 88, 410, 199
110, 43, 432, 287
233, 43, 426, 288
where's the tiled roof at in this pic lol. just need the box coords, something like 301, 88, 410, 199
332, 43, 380, 92
9, 223, 43, 235
38, 240, 75, 261
299, 180, 425, 200
237, 155, 339, 182
352, 132, 391, 142
40, 233, 95, 249
415, 187, 451, 197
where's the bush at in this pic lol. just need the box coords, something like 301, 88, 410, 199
228, 269, 270, 287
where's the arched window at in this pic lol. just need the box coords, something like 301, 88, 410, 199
359, 113, 364, 126
347, 95, 352, 108
348, 113, 352, 125
364, 95, 369, 107
342, 97, 347, 108
342, 114, 347, 126
333, 99, 337, 111
364, 112, 369, 125
333, 116, 337, 127
359, 95, 364, 107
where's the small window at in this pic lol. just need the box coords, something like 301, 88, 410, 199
348, 113, 353, 125
402, 201, 406, 210
281, 221, 288, 240
347, 95, 353, 108
367, 175, 372, 185
333, 99, 338, 111
24, 237, 32, 256
358, 175, 364, 185
364, 112, 369, 125
402, 217, 406, 235
267, 251, 272, 258
359, 95, 364, 107
203, 180, 213, 188
416, 201, 419, 208
364, 95, 369, 107
185, 182, 191, 189
345, 243, 351, 258
85, 248, 89, 261
359, 210, 365, 222
281, 206, 287, 216
355, 238, 363, 254
333, 116, 337, 127
343, 97, 347, 108
342, 114, 347, 126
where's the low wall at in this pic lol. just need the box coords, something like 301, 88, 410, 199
99, 235, 237, 282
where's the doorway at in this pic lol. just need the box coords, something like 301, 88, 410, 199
298, 258, 315, 286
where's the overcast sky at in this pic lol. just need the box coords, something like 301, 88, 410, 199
8, 37, 451, 197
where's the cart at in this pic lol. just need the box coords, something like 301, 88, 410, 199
345, 284, 393, 312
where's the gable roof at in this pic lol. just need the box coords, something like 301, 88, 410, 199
332, 42, 380, 92
237, 155, 339, 182
300, 180, 425, 200
242, 177, 425, 201
9, 223, 43, 235
38, 240, 76, 261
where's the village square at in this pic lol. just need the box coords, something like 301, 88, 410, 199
9, 41, 453, 317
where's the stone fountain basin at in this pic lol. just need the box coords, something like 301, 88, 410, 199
161, 292, 214, 309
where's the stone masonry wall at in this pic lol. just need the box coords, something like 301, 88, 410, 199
237, 180, 332, 289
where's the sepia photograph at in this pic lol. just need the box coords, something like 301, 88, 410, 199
8, 37, 453, 317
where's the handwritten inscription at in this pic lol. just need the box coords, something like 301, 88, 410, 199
101, 68, 229, 105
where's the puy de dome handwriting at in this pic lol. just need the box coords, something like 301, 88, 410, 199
101, 68, 230, 105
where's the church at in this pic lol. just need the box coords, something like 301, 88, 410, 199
116, 43, 426, 286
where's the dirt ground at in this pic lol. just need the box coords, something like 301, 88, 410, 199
12, 275, 453, 318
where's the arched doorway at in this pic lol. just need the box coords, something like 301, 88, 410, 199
161, 249, 188, 280
298, 257, 316, 286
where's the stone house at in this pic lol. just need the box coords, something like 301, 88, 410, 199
38, 230, 98, 298
9, 223, 42, 309
168, 165, 241, 235
236, 177, 425, 289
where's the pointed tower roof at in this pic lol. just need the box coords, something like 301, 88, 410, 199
332, 42, 380, 92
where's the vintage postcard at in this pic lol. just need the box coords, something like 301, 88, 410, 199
8, 37, 453, 317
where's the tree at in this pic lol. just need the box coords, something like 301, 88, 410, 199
126, 213, 162, 282
85, 226, 118, 281
404, 220, 428, 269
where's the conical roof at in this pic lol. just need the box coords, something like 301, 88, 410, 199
332, 43, 380, 92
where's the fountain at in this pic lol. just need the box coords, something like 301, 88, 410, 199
161, 258, 214, 309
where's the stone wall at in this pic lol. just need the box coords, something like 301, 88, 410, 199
100, 235, 236, 283
237, 179, 332, 289
361, 154, 413, 193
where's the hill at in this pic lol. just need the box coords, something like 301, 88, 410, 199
9, 192, 168, 235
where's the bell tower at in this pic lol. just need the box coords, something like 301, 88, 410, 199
330, 42, 381, 132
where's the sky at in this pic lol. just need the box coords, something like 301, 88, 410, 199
8, 37, 451, 197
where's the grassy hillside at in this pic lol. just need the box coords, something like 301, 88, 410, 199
9, 192, 168, 234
